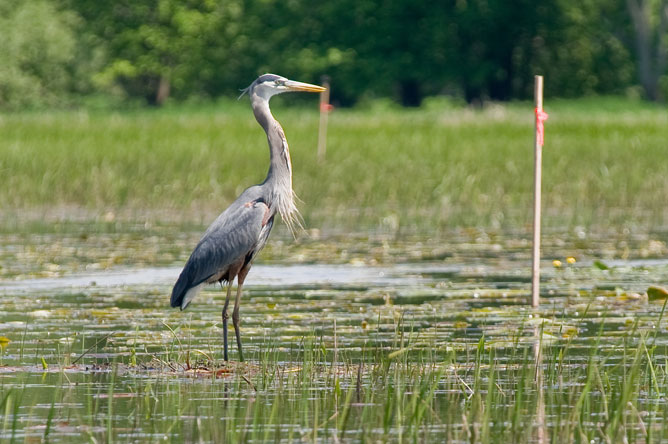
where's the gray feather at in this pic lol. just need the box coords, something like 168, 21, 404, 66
171, 73, 314, 312
170, 186, 272, 308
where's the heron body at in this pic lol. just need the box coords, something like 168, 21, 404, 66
171, 185, 274, 310
170, 74, 325, 361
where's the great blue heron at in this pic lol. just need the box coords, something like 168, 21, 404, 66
170, 74, 325, 362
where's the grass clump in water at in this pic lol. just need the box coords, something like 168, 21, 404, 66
1, 309, 668, 442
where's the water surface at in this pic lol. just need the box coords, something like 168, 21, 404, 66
1, 228, 667, 442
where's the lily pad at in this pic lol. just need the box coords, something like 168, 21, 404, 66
593, 260, 610, 270
647, 286, 668, 301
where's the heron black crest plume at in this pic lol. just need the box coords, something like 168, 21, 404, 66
170, 74, 325, 362
237, 86, 250, 100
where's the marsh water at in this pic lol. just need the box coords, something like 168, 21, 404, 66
1, 224, 667, 442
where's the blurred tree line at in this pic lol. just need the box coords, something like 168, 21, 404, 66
1, 0, 666, 109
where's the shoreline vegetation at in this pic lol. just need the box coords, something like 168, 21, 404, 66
2, 97, 667, 234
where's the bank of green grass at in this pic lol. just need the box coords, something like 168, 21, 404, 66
1, 97, 667, 233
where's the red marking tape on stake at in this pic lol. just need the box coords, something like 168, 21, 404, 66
535, 107, 549, 147
320, 103, 334, 113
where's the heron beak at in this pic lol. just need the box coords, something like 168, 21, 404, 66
284, 80, 326, 93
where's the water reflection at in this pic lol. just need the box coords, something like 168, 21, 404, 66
534, 324, 547, 444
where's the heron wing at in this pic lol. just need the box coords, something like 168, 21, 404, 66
171, 199, 271, 308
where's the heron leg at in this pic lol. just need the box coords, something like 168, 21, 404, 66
232, 283, 244, 362
233, 266, 251, 362
221, 282, 233, 362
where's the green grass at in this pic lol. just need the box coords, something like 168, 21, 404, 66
3, 315, 668, 443
1, 96, 667, 233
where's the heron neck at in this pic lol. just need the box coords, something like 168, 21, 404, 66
252, 100, 292, 186
252, 98, 299, 229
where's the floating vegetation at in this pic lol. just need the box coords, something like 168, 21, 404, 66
1, 229, 668, 442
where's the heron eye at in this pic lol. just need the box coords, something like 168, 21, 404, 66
274, 80, 282, 86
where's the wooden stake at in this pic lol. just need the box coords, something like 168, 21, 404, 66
317, 77, 331, 163
531, 75, 544, 308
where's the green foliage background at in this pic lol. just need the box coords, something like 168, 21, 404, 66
0, 0, 665, 108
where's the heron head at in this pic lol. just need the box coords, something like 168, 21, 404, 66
240, 74, 325, 101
